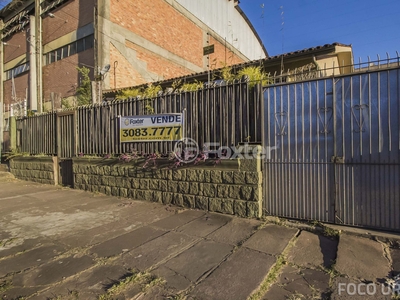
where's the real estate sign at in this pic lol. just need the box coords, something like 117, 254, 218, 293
120, 114, 183, 142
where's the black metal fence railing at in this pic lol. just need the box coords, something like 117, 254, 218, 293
16, 80, 263, 157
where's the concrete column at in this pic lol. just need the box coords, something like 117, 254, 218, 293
52, 156, 59, 185
0, 104, 3, 160
9, 117, 16, 150
35, 0, 43, 113
29, 15, 38, 111
0, 20, 4, 160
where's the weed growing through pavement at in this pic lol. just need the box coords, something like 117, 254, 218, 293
97, 271, 165, 300
0, 280, 12, 293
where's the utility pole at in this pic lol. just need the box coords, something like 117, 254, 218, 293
0, 20, 4, 161
35, 0, 43, 113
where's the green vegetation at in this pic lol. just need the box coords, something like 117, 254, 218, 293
219, 64, 236, 82
2, 148, 29, 161
179, 80, 204, 92
237, 66, 270, 88
98, 271, 165, 300
117, 84, 162, 100
117, 88, 142, 99
0, 280, 12, 293
76, 66, 92, 106
248, 253, 288, 300
61, 98, 73, 109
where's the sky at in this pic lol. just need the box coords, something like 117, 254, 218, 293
239, 0, 400, 62
0, 0, 399, 62
0, 0, 9, 9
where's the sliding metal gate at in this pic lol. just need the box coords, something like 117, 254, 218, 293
263, 68, 400, 231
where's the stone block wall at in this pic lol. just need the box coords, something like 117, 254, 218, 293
10, 157, 55, 185
73, 158, 262, 218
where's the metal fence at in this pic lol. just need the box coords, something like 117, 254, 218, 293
263, 66, 400, 231
16, 79, 262, 156
16, 112, 57, 155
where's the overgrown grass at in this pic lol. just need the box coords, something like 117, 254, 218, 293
98, 271, 165, 300
248, 253, 288, 300
0, 280, 12, 293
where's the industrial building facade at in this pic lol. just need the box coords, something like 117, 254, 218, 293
0, 0, 267, 115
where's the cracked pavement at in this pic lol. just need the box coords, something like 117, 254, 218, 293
0, 178, 399, 300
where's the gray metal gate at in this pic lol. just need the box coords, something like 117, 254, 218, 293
263, 67, 400, 231
57, 111, 76, 187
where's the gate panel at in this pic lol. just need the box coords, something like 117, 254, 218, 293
263, 80, 336, 222
334, 69, 400, 230
57, 112, 76, 187
57, 112, 76, 158
263, 68, 400, 231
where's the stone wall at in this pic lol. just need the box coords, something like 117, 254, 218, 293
8, 156, 263, 218
73, 158, 262, 218
10, 157, 55, 185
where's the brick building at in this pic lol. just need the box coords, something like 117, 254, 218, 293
0, 0, 267, 116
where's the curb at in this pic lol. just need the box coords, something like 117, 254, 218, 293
263, 216, 400, 245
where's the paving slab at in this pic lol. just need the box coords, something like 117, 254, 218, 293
116, 202, 175, 224
0, 238, 50, 260
150, 210, 205, 230
330, 277, 392, 300
243, 224, 298, 256
122, 231, 199, 271
0, 208, 117, 241
262, 265, 331, 300
60, 214, 156, 249
207, 217, 261, 245
0, 286, 41, 300
163, 240, 233, 282
261, 285, 291, 300
390, 247, 400, 274
0, 182, 54, 198
288, 230, 338, 268
335, 234, 391, 281
90, 226, 166, 258
30, 264, 130, 300
140, 285, 176, 300
0, 171, 14, 181
12, 255, 94, 286
152, 266, 192, 291
190, 247, 276, 300
175, 213, 233, 237
0, 244, 65, 277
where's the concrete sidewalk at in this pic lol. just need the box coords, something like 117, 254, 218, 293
0, 178, 399, 300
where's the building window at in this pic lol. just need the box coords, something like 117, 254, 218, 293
84, 35, 94, 49
5, 62, 30, 80
62, 45, 68, 58
49, 52, 56, 64
69, 43, 76, 56
56, 48, 62, 61
43, 34, 94, 66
